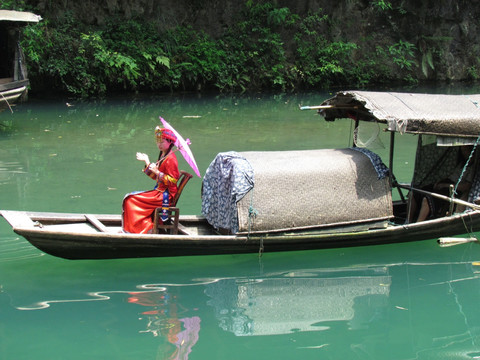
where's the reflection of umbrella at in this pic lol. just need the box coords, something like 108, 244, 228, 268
160, 117, 201, 177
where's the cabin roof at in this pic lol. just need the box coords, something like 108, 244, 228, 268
317, 91, 480, 138
0, 10, 42, 23
202, 149, 392, 234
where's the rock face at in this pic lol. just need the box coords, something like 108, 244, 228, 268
29, 0, 480, 82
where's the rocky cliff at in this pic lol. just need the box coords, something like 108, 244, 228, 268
27, 0, 480, 86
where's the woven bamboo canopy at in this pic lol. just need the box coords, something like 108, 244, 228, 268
0, 10, 42, 23
315, 91, 480, 138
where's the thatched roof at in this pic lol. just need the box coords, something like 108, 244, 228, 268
202, 149, 393, 234
316, 91, 480, 137
236, 148, 392, 234
0, 10, 42, 23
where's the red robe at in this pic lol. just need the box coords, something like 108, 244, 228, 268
122, 153, 179, 233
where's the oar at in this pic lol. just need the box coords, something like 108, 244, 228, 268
299, 105, 334, 110
397, 184, 480, 211
398, 184, 480, 246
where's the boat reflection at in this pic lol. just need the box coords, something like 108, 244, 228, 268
201, 260, 480, 358
205, 267, 391, 336
9, 253, 480, 359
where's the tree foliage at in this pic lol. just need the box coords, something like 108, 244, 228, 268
14, 1, 421, 97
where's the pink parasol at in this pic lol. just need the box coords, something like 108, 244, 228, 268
160, 117, 201, 177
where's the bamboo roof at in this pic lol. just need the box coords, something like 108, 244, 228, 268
236, 148, 392, 233
0, 10, 42, 23
316, 91, 480, 137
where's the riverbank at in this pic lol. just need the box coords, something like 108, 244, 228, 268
6, 1, 480, 98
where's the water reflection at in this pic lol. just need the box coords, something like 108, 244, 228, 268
127, 289, 201, 360
14, 284, 203, 359
205, 267, 391, 336
10, 255, 480, 359
203, 261, 480, 357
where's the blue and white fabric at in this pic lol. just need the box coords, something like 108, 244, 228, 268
350, 147, 389, 179
202, 152, 254, 233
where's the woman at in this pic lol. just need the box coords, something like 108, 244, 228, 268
122, 126, 180, 233
412, 145, 475, 222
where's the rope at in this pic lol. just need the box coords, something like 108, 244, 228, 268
0, 92, 13, 113
453, 135, 480, 197
258, 237, 264, 257
247, 188, 258, 239
461, 212, 474, 234
453, 94, 480, 197
458, 96, 480, 239
246, 188, 261, 257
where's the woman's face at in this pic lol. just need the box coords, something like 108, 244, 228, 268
157, 138, 171, 152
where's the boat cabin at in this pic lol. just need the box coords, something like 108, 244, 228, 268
202, 91, 480, 235
0, 10, 41, 111
316, 91, 480, 225
202, 148, 392, 234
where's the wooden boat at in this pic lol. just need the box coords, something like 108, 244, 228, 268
1, 208, 478, 260
0, 10, 41, 112
3, 90, 480, 259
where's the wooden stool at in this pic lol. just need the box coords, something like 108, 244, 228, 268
152, 171, 193, 234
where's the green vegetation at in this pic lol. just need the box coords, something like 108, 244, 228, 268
294, 11, 358, 88
372, 0, 393, 12
9, 1, 423, 97
0, 0, 27, 10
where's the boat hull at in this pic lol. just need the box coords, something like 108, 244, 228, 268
2, 210, 480, 259
0, 79, 29, 111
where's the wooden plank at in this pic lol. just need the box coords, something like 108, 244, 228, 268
25, 212, 121, 225
0, 210, 36, 228
0, 79, 29, 92
177, 223, 191, 235
84, 214, 108, 232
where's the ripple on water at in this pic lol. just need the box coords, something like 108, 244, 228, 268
0, 160, 27, 186
0, 236, 43, 262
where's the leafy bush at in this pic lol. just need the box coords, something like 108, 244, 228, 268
217, 2, 297, 91
22, 15, 172, 97
0, 0, 27, 10
21, 15, 93, 95
294, 11, 357, 88
162, 26, 225, 91
18, 1, 420, 96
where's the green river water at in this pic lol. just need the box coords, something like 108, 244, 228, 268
1, 91, 480, 359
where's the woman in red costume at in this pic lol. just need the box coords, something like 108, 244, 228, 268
122, 126, 180, 233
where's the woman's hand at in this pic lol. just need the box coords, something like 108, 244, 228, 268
147, 162, 160, 176
136, 152, 150, 167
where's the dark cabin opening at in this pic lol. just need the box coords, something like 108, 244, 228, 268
0, 23, 15, 80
